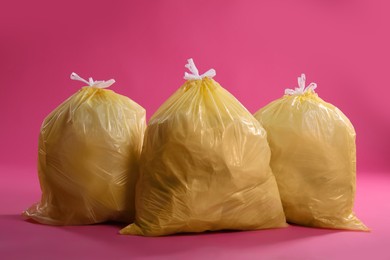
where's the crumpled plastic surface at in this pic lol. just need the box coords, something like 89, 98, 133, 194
23, 86, 146, 225
254, 91, 368, 231
120, 77, 286, 236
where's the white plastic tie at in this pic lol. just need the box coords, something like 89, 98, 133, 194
183, 58, 216, 80
70, 72, 115, 89
284, 73, 317, 95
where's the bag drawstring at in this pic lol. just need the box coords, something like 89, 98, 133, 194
285, 73, 317, 95
70, 72, 115, 89
184, 58, 216, 80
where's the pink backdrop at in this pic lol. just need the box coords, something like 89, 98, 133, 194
1, 1, 390, 259
1, 0, 389, 173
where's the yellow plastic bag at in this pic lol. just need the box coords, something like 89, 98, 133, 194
120, 59, 286, 236
254, 74, 368, 231
23, 73, 146, 225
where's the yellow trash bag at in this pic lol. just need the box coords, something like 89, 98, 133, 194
254, 74, 368, 231
120, 59, 286, 236
23, 73, 146, 225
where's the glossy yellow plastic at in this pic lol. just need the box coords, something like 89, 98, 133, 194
254, 90, 368, 231
23, 87, 146, 225
120, 78, 287, 236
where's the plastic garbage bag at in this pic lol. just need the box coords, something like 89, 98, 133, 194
23, 73, 146, 225
120, 59, 286, 236
254, 74, 368, 231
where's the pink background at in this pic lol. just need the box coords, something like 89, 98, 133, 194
1, 0, 389, 259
